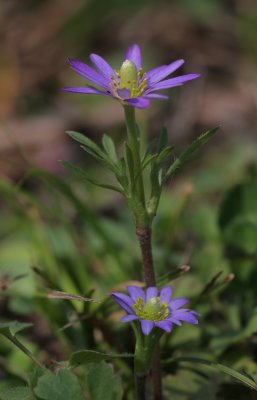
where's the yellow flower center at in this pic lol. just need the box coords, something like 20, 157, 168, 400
109, 60, 148, 99
133, 297, 170, 322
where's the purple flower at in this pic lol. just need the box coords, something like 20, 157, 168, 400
63, 44, 200, 109
111, 285, 199, 336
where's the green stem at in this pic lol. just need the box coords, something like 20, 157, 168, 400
123, 105, 146, 213
135, 375, 147, 400
134, 333, 153, 400
4, 333, 44, 369
134, 329, 163, 399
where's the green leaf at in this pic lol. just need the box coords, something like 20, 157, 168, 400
170, 357, 257, 391
87, 361, 123, 400
102, 134, 118, 163
28, 367, 46, 391
156, 145, 174, 165
164, 127, 219, 183
34, 369, 84, 400
0, 321, 32, 336
61, 161, 124, 194
67, 131, 120, 175
141, 153, 157, 170
67, 131, 105, 159
69, 349, 133, 367
0, 386, 33, 400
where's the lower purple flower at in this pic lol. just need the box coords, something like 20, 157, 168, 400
111, 285, 199, 336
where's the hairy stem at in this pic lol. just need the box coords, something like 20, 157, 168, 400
136, 226, 156, 286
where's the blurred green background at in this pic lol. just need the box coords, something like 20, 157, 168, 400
0, 1, 257, 399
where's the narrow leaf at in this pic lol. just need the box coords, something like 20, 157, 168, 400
156, 145, 174, 165
67, 131, 120, 175
102, 134, 118, 163
141, 153, 158, 171
169, 357, 257, 391
61, 161, 123, 194
164, 127, 219, 183
67, 131, 105, 158
80, 145, 105, 161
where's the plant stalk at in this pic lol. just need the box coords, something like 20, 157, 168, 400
136, 226, 156, 286
124, 105, 162, 400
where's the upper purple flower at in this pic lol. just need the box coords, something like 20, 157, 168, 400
63, 44, 200, 109
112, 285, 199, 335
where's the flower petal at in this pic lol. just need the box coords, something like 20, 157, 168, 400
191, 310, 201, 316
144, 93, 169, 99
62, 86, 109, 95
160, 286, 172, 303
125, 44, 142, 70
141, 320, 154, 335
155, 320, 173, 332
146, 287, 158, 301
121, 314, 139, 322
146, 59, 185, 86
173, 310, 199, 325
169, 298, 189, 310
148, 74, 200, 92
125, 97, 150, 109
168, 317, 182, 326
68, 58, 111, 89
127, 286, 145, 302
90, 53, 116, 80
111, 293, 135, 313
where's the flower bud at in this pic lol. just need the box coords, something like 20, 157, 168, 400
119, 60, 138, 90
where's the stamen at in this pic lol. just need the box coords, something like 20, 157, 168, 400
133, 297, 169, 322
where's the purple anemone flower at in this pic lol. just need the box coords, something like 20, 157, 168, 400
112, 285, 199, 336
63, 44, 200, 109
